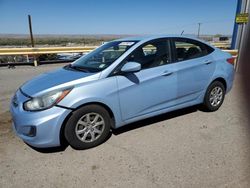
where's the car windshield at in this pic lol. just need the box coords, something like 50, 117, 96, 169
71, 41, 138, 72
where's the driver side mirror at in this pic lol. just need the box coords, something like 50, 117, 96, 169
121, 62, 141, 73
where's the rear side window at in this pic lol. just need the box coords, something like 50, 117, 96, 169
172, 38, 214, 62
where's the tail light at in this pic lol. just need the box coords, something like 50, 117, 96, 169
226, 57, 235, 65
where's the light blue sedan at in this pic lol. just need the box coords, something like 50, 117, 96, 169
10, 35, 235, 149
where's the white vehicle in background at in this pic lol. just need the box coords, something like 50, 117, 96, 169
57, 53, 84, 61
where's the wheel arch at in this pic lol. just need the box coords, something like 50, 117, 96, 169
211, 77, 227, 91
59, 102, 116, 146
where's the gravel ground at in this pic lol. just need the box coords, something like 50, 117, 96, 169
0, 64, 249, 188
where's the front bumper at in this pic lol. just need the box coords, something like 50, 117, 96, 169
10, 89, 72, 148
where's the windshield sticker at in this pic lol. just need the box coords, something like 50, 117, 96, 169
99, 64, 106, 68
119, 42, 135, 46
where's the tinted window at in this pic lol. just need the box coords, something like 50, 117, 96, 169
173, 38, 214, 61
126, 39, 171, 69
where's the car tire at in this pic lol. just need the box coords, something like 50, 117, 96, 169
203, 81, 225, 112
64, 105, 111, 150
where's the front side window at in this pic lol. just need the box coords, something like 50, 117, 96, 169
173, 38, 213, 61
126, 39, 171, 70
71, 41, 137, 72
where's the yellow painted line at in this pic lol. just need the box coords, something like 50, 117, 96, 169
0, 50, 92, 55
0, 46, 237, 56
0, 46, 96, 55
223, 50, 238, 56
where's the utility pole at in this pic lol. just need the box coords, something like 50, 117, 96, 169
28, 15, 34, 47
28, 15, 37, 66
197, 23, 201, 38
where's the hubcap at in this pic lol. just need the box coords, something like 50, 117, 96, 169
209, 86, 223, 107
75, 113, 105, 143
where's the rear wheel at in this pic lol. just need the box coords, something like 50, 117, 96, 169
64, 105, 111, 149
203, 81, 225, 112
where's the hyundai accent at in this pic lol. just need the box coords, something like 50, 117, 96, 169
10, 35, 235, 149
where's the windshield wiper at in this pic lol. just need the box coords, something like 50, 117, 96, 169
65, 64, 90, 73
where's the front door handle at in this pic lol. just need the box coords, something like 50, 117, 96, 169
162, 71, 173, 76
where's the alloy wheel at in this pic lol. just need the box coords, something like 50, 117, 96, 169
209, 86, 223, 107
75, 113, 105, 143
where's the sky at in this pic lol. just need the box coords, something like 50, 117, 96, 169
0, 0, 238, 35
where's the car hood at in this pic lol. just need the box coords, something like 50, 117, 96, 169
21, 67, 99, 97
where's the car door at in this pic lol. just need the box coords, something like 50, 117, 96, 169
171, 38, 216, 104
114, 38, 178, 121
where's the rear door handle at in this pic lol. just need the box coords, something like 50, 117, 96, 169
162, 71, 173, 76
204, 60, 213, 65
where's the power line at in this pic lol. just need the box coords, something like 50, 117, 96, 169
167, 19, 233, 30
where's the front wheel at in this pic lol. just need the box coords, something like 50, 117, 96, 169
203, 81, 225, 112
64, 105, 111, 149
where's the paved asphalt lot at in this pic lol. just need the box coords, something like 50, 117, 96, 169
0, 64, 249, 188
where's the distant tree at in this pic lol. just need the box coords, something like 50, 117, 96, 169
214, 34, 222, 38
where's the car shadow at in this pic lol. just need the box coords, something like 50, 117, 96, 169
28, 105, 200, 153
112, 105, 199, 135
26, 142, 69, 153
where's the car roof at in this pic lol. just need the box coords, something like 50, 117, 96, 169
114, 35, 213, 47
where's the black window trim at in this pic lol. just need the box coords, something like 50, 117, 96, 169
109, 37, 173, 77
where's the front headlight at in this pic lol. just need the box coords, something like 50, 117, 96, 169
23, 88, 72, 111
